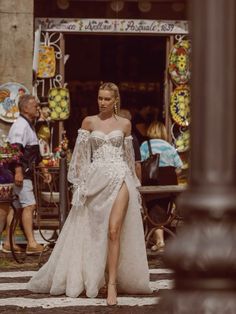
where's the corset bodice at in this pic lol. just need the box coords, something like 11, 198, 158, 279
90, 130, 124, 163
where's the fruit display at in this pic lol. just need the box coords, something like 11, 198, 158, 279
168, 39, 191, 86
48, 87, 70, 121
0, 143, 22, 166
174, 129, 190, 153
42, 156, 59, 168
170, 85, 190, 127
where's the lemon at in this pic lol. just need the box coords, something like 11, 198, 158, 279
60, 90, 66, 96
51, 111, 58, 119
61, 100, 67, 108
49, 101, 56, 108
42, 159, 49, 165
55, 106, 62, 113
55, 95, 61, 102
60, 112, 67, 119
50, 89, 58, 96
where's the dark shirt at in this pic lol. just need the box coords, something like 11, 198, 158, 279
132, 133, 141, 162
132, 113, 148, 145
8, 114, 42, 179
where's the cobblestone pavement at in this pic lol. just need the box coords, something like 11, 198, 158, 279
0, 249, 171, 313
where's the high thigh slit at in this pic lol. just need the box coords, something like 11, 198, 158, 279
27, 129, 152, 298
109, 181, 129, 227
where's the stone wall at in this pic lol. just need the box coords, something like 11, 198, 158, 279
0, 0, 34, 136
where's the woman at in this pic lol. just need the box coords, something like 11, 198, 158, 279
27, 82, 151, 305
140, 121, 183, 252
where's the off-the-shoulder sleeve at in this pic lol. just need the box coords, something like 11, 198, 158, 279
124, 135, 141, 187
67, 129, 91, 187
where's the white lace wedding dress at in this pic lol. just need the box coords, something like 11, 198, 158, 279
27, 129, 152, 298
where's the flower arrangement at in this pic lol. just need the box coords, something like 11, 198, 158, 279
170, 85, 191, 127
168, 40, 191, 86
174, 129, 190, 153
0, 143, 22, 166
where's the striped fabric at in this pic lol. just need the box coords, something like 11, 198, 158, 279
140, 139, 183, 169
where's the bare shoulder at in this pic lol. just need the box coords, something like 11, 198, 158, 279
117, 116, 131, 136
81, 116, 96, 131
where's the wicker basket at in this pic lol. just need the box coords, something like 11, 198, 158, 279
0, 183, 13, 201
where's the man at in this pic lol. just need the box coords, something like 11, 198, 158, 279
2, 95, 51, 255
132, 104, 152, 145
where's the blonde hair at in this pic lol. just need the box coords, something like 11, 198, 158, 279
99, 82, 120, 115
147, 121, 168, 141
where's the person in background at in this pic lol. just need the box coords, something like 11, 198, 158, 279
36, 101, 52, 157
140, 121, 183, 251
132, 104, 151, 145
1, 95, 51, 255
119, 109, 141, 181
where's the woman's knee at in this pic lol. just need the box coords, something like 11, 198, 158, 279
108, 226, 120, 242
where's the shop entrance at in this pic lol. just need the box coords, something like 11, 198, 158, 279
63, 34, 166, 147
34, 17, 188, 148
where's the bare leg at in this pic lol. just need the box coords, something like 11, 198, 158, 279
3, 204, 42, 253
7, 204, 44, 254
21, 204, 38, 247
155, 229, 165, 245
0, 203, 9, 234
107, 182, 129, 305
3, 207, 22, 251
151, 228, 165, 251
4, 208, 14, 246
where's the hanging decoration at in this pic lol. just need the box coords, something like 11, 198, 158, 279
171, 124, 190, 153
48, 87, 70, 121
0, 82, 30, 123
170, 85, 190, 127
37, 45, 56, 78
168, 39, 191, 86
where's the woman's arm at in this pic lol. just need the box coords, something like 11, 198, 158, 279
81, 116, 93, 132
67, 128, 91, 186
123, 118, 131, 137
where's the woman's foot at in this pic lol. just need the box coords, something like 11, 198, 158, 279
2, 243, 23, 254
26, 243, 45, 255
151, 242, 165, 252
106, 283, 117, 306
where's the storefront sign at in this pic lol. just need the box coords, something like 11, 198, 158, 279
35, 18, 188, 34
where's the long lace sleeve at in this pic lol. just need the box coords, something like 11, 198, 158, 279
124, 135, 141, 187
67, 129, 91, 187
